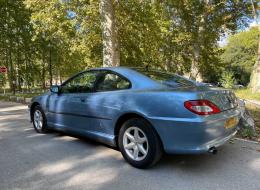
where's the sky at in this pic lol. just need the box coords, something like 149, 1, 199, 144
218, 16, 260, 47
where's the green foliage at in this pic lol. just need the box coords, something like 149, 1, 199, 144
0, 95, 9, 101
221, 27, 260, 86
220, 71, 236, 88
239, 127, 255, 139
0, 74, 7, 87
0, 0, 255, 90
115, 0, 252, 78
0, 0, 35, 93
24, 0, 102, 80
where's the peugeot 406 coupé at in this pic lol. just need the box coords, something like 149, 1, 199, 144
29, 67, 240, 168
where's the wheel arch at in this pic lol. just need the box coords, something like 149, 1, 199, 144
30, 102, 40, 121
114, 112, 163, 149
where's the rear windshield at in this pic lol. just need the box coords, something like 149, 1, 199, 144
135, 68, 195, 87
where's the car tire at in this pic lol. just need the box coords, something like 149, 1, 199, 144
32, 105, 48, 133
118, 118, 163, 169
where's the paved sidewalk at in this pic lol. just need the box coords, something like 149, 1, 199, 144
245, 99, 260, 107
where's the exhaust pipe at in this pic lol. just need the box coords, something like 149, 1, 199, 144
208, 147, 217, 155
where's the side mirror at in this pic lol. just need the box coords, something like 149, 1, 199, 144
50, 85, 60, 93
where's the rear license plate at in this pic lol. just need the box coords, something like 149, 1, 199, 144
225, 117, 239, 129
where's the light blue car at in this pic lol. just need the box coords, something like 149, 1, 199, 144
29, 67, 240, 168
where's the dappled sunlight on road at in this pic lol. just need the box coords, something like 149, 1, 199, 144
250, 158, 260, 171
23, 127, 34, 131
26, 133, 47, 138
38, 160, 77, 175
65, 167, 119, 188
0, 105, 27, 112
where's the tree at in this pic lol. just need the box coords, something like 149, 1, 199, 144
0, 0, 254, 91
100, 0, 120, 67
221, 27, 260, 85
0, 73, 7, 93
25, 0, 103, 78
0, 0, 35, 94
249, 0, 260, 92
115, 1, 165, 68
164, 0, 251, 81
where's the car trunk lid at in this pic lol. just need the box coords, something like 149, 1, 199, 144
164, 86, 238, 112
195, 87, 238, 111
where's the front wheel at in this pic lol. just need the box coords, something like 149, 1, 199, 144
118, 118, 163, 169
32, 105, 48, 133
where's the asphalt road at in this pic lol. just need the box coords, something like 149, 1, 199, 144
0, 101, 260, 190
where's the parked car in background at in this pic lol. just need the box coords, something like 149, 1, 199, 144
198, 82, 217, 87
29, 67, 240, 168
233, 84, 245, 89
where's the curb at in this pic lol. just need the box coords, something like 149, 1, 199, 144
244, 100, 260, 108
1, 96, 32, 105
234, 138, 260, 144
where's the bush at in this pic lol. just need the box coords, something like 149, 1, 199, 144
239, 128, 255, 139
220, 71, 236, 88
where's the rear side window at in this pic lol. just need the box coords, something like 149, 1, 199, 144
96, 73, 131, 92
135, 69, 195, 87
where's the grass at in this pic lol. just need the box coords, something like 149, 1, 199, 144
15, 93, 41, 98
235, 88, 260, 101
0, 95, 10, 101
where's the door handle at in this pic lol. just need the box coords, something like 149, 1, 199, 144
80, 98, 85, 102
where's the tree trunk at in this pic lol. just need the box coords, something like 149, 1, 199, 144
41, 49, 46, 89
249, 0, 260, 92
190, 44, 203, 82
189, 0, 209, 82
100, 0, 120, 67
250, 37, 260, 92
25, 58, 29, 90
16, 48, 22, 91
8, 49, 15, 95
49, 47, 53, 87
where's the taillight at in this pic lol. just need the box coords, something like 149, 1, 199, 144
184, 100, 221, 115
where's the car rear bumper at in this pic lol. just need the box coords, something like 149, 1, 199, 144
148, 108, 240, 154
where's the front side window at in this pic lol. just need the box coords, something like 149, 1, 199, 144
96, 73, 131, 92
61, 71, 98, 93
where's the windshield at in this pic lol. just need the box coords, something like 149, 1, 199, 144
135, 68, 195, 87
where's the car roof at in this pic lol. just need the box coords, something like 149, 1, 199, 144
89, 67, 163, 89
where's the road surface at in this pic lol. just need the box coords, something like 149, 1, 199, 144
0, 101, 259, 190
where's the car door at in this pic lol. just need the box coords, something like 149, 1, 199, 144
47, 70, 100, 132
86, 71, 132, 135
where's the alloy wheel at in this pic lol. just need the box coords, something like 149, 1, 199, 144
33, 110, 43, 130
123, 126, 149, 161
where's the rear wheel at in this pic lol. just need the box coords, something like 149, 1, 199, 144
118, 118, 163, 169
32, 105, 48, 133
